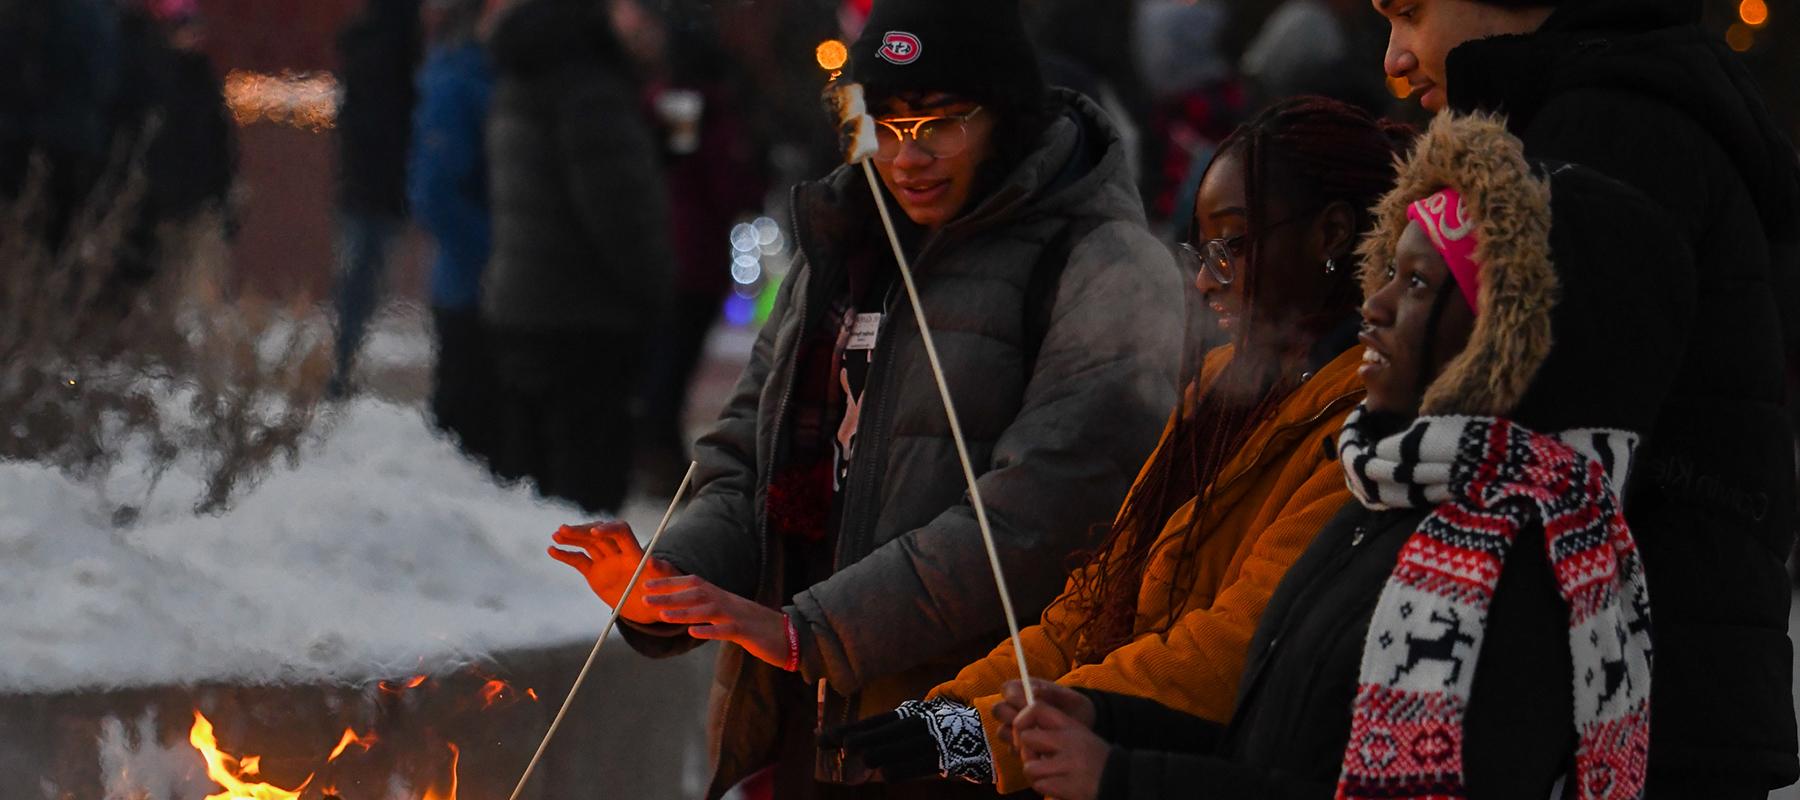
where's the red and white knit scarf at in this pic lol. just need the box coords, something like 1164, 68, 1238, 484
1335, 408, 1652, 800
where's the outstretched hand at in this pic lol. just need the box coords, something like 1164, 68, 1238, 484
547, 521, 683, 624
642, 574, 792, 669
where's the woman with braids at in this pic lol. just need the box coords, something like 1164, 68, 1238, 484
1008, 112, 1691, 800
828, 96, 1411, 793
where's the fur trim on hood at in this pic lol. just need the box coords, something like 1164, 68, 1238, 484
1358, 111, 1695, 442
1357, 112, 1556, 417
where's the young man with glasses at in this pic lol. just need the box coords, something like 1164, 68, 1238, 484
1368, 0, 1800, 793
547, 0, 1185, 796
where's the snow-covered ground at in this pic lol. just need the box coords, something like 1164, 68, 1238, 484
0, 308, 753, 694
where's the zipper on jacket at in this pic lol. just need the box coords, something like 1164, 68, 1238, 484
834, 279, 904, 573
816, 270, 907, 775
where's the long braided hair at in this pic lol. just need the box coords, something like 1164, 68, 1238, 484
1066, 97, 1413, 662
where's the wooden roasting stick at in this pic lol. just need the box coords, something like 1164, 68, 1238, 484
825, 79, 1038, 708
507, 461, 699, 800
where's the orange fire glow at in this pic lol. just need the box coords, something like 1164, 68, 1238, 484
222, 70, 337, 132
327, 727, 379, 761
421, 743, 461, 800
379, 673, 433, 695
187, 672, 477, 799
189, 711, 311, 800
527, 687, 540, 702
479, 679, 508, 709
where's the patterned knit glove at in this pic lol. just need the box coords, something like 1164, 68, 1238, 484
893, 698, 993, 783
823, 698, 995, 784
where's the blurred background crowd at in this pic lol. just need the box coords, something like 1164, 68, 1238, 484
1, 0, 1793, 515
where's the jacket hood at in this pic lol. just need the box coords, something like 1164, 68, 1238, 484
793, 87, 1144, 271
487, 0, 626, 76
1446, 5, 1800, 247
1359, 112, 1695, 435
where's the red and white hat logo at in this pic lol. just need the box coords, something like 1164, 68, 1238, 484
876, 31, 922, 65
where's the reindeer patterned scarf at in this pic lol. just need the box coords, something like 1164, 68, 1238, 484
1334, 406, 1652, 800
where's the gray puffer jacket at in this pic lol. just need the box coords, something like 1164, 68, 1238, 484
622, 89, 1184, 797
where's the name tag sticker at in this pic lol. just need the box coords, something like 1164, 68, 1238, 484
847, 313, 883, 351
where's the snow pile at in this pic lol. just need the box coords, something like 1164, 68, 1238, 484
0, 397, 667, 694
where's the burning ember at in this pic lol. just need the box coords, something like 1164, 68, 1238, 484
326, 727, 378, 761
479, 680, 508, 709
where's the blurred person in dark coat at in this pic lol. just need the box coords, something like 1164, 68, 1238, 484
0, 0, 119, 245
618, 0, 772, 495
329, 0, 423, 397
111, 0, 237, 284
481, 0, 674, 514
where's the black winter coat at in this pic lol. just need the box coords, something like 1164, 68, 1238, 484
1086, 503, 1573, 800
335, 0, 420, 218
1446, 0, 1800, 789
480, 0, 673, 332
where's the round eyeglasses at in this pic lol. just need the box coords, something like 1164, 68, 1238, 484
873, 106, 984, 162
1176, 209, 1321, 285
1179, 237, 1244, 286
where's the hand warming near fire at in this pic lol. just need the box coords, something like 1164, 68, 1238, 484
548, 523, 792, 669
546, 522, 680, 625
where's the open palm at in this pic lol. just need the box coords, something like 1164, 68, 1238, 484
548, 521, 683, 624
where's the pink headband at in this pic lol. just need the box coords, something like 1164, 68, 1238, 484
148, 0, 199, 21
1406, 188, 1481, 315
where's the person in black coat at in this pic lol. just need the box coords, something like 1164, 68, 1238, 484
1002, 112, 1693, 800
112, 2, 237, 285
0, 0, 118, 245
480, 0, 673, 514
329, 0, 423, 396
1370, 0, 1800, 790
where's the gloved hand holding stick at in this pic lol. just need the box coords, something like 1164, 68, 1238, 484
824, 79, 1037, 708
507, 461, 699, 800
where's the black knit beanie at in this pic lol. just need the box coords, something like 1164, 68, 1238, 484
847, 0, 1045, 106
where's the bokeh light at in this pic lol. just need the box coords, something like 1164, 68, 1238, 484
816, 40, 849, 72
1726, 22, 1756, 51
1740, 0, 1768, 27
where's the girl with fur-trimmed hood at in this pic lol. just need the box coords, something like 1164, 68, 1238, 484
1004, 111, 1695, 800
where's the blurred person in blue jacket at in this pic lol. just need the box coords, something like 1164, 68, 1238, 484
409, 0, 502, 464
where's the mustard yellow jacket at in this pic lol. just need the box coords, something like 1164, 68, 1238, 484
929, 344, 1364, 793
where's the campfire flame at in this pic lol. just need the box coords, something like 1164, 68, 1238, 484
422, 744, 460, 800
327, 727, 378, 761
189, 710, 460, 800
184, 672, 486, 799
189, 711, 311, 800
